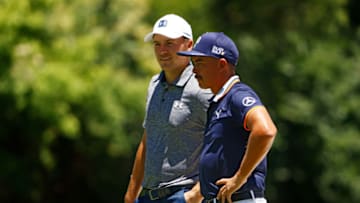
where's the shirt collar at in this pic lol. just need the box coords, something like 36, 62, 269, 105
157, 64, 193, 87
212, 75, 240, 102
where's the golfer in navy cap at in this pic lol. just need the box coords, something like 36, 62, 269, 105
178, 32, 277, 203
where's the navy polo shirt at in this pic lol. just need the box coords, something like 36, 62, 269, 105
199, 76, 266, 199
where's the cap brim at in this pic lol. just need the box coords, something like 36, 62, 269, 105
177, 50, 210, 57
144, 32, 154, 42
144, 32, 186, 42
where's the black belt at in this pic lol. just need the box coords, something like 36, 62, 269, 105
204, 191, 264, 203
139, 185, 192, 200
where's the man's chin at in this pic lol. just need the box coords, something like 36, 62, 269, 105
197, 81, 207, 89
159, 61, 171, 68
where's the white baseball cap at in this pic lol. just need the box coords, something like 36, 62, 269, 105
144, 14, 193, 42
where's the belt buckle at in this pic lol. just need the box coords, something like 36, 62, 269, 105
148, 187, 171, 200
148, 189, 160, 200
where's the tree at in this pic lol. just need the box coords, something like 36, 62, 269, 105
0, 0, 153, 202
1, 0, 359, 202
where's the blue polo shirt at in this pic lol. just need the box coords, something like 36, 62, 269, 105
199, 76, 266, 199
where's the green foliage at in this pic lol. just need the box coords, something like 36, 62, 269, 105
275, 37, 360, 202
0, 0, 151, 202
0, 0, 359, 202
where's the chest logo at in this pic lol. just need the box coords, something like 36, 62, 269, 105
173, 100, 185, 109
215, 109, 222, 119
242, 96, 256, 107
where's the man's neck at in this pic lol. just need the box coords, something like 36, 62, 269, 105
163, 66, 186, 84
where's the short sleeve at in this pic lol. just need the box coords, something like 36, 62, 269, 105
230, 88, 263, 131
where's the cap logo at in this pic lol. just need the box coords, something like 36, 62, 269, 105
212, 45, 225, 55
158, 19, 168, 28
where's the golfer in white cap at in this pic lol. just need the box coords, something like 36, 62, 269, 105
124, 14, 212, 203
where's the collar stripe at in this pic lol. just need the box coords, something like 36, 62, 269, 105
213, 75, 240, 102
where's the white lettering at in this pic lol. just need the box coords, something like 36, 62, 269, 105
211, 46, 225, 55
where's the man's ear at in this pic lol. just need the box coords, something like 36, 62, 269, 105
219, 58, 228, 69
187, 40, 193, 50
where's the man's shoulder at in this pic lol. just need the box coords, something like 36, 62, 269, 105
228, 82, 262, 109
232, 82, 253, 90
228, 82, 258, 97
150, 73, 161, 82
146, 73, 162, 89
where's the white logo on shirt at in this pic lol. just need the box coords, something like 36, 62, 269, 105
173, 100, 185, 109
215, 109, 222, 119
242, 96, 256, 107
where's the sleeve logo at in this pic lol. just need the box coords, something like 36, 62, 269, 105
242, 96, 256, 107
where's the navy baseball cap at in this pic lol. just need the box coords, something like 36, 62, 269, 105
177, 32, 239, 66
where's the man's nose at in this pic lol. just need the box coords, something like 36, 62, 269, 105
158, 44, 169, 53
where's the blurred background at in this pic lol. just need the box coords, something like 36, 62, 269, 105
0, 0, 359, 202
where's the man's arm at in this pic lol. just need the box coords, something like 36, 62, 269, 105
184, 182, 203, 203
216, 106, 277, 203
124, 131, 147, 203
233, 106, 277, 184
